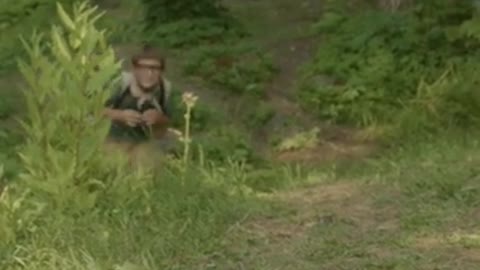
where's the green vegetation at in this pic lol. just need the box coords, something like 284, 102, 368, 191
299, 0, 480, 134
183, 43, 277, 96
141, 0, 244, 48
208, 132, 480, 269
0, 0, 58, 74
2, 0, 480, 269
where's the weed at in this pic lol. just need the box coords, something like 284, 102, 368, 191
179, 92, 199, 165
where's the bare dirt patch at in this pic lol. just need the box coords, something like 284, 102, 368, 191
206, 181, 406, 269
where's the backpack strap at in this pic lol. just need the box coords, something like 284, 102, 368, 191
152, 78, 169, 115
108, 71, 134, 109
109, 71, 172, 114
111, 86, 130, 109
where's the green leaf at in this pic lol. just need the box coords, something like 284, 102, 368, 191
56, 2, 76, 31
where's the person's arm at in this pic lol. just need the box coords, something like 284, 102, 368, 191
103, 108, 124, 122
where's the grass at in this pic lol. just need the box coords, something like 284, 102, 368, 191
203, 132, 480, 269
2, 0, 480, 269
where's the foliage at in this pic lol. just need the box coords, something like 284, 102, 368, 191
2, 0, 127, 243
192, 126, 258, 165
144, 18, 246, 48
15, 0, 130, 209
299, 0, 480, 132
141, 0, 245, 48
95, 0, 144, 44
0, 129, 22, 182
0, 0, 72, 74
141, 0, 228, 26
0, 96, 16, 120
242, 99, 275, 130
183, 43, 277, 97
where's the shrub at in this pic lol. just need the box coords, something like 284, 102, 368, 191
0, 0, 72, 74
144, 18, 246, 48
183, 43, 277, 97
141, 0, 228, 26
298, 0, 480, 132
141, 0, 245, 48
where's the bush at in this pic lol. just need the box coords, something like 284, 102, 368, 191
144, 18, 246, 48
0, 0, 73, 74
298, 0, 480, 131
141, 0, 245, 48
183, 43, 277, 97
0, 96, 16, 119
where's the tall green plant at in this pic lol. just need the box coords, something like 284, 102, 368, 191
15, 1, 149, 213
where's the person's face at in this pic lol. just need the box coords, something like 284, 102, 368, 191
133, 58, 163, 91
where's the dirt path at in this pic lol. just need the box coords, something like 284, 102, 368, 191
204, 181, 480, 269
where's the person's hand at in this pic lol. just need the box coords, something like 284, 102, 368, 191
142, 109, 163, 126
120, 110, 143, 127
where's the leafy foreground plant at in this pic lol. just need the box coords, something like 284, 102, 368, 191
0, 2, 265, 269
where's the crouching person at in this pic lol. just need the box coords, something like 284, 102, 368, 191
103, 46, 178, 166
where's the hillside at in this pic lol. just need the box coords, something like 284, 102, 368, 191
1, 0, 480, 269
